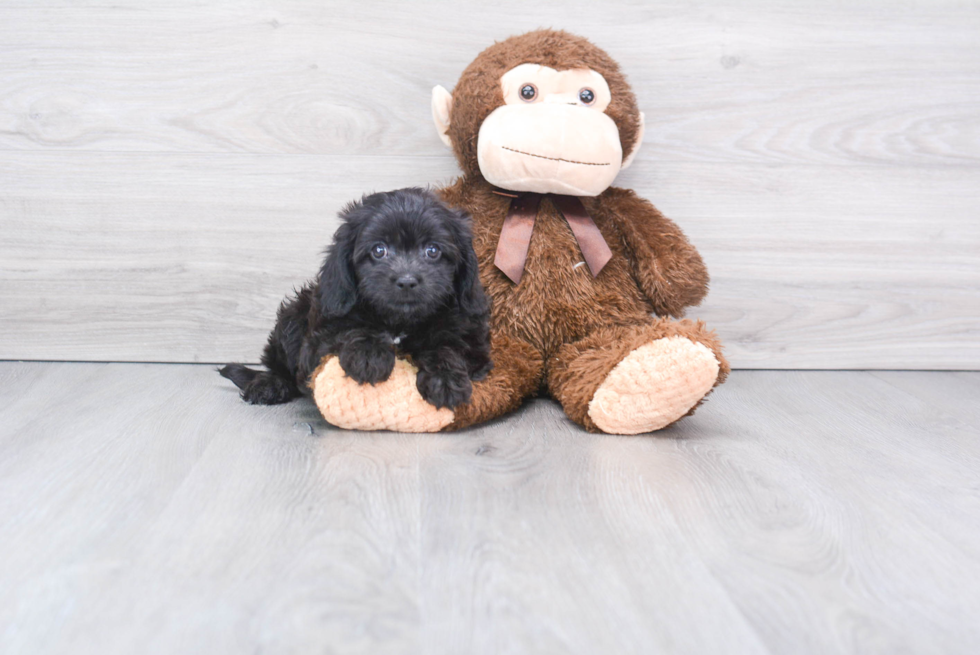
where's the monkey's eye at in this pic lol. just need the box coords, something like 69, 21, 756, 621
371, 243, 388, 259
519, 84, 537, 102
579, 88, 596, 105
424, 244, 441, 260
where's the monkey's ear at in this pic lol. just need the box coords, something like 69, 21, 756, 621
621, 111, 645, 171
318, 221, 359, 318
431, 85, 453, 148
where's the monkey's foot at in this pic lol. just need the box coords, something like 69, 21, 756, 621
587, 336, 720, 435
311, 357, 454, 432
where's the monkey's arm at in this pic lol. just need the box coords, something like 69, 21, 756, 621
602, 188, 709, 318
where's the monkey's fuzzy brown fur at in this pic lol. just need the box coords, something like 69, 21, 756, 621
436, 30, 729, 432
439, 182, 729, 431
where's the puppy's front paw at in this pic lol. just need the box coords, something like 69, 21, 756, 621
416, 367, 472, 409
339, 342, 396, 385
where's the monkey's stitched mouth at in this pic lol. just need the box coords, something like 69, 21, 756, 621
501, 146, 610, 167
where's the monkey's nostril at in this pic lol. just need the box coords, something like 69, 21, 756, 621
396, 275, 419, 290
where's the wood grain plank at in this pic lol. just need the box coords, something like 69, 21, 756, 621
417, 370, 980, 653
1, 1, 978, 367
0, 362, 422, 655
1, 152, 977, 368
417, 400, 770, 654
2, 363, 979, 653
655, 371, 980, 653
0, 2, 978, 166
869, 370, 980, 427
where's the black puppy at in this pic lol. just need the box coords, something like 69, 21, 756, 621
220, 188, 492, 410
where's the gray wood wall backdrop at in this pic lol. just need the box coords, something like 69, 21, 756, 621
1, 0, 978, 368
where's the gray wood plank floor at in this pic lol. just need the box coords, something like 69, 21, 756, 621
1, 362, 978, 654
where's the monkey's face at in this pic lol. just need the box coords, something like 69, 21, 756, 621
432, 30, 646, 195
476, 64, 623, 196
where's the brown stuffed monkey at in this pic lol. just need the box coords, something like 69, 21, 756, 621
311, 29, 728, 434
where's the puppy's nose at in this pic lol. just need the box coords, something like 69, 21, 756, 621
395, 274, 419, 290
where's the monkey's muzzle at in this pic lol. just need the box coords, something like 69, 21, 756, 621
477, 103, 624, 197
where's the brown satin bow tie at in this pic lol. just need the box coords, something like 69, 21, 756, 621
492, 190, 613, 285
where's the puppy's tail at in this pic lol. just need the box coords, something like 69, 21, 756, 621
218, 364, 301, 405
219, 364, 259, 390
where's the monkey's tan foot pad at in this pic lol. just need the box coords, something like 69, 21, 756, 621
588, 336, 720, 435
311, 357, 454, 432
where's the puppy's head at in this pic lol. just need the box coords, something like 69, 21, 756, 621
318, 188, 487, 325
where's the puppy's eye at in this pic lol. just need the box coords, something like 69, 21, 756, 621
579, 88, 596, 105
519, 83, 537, 102
424, 244, 441, 260
371, 243, 388, 259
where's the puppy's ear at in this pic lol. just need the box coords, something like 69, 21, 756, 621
318, 220, 359, 318
446, 209, 488, 317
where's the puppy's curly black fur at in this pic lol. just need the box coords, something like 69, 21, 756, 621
220, 188, 492, 410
